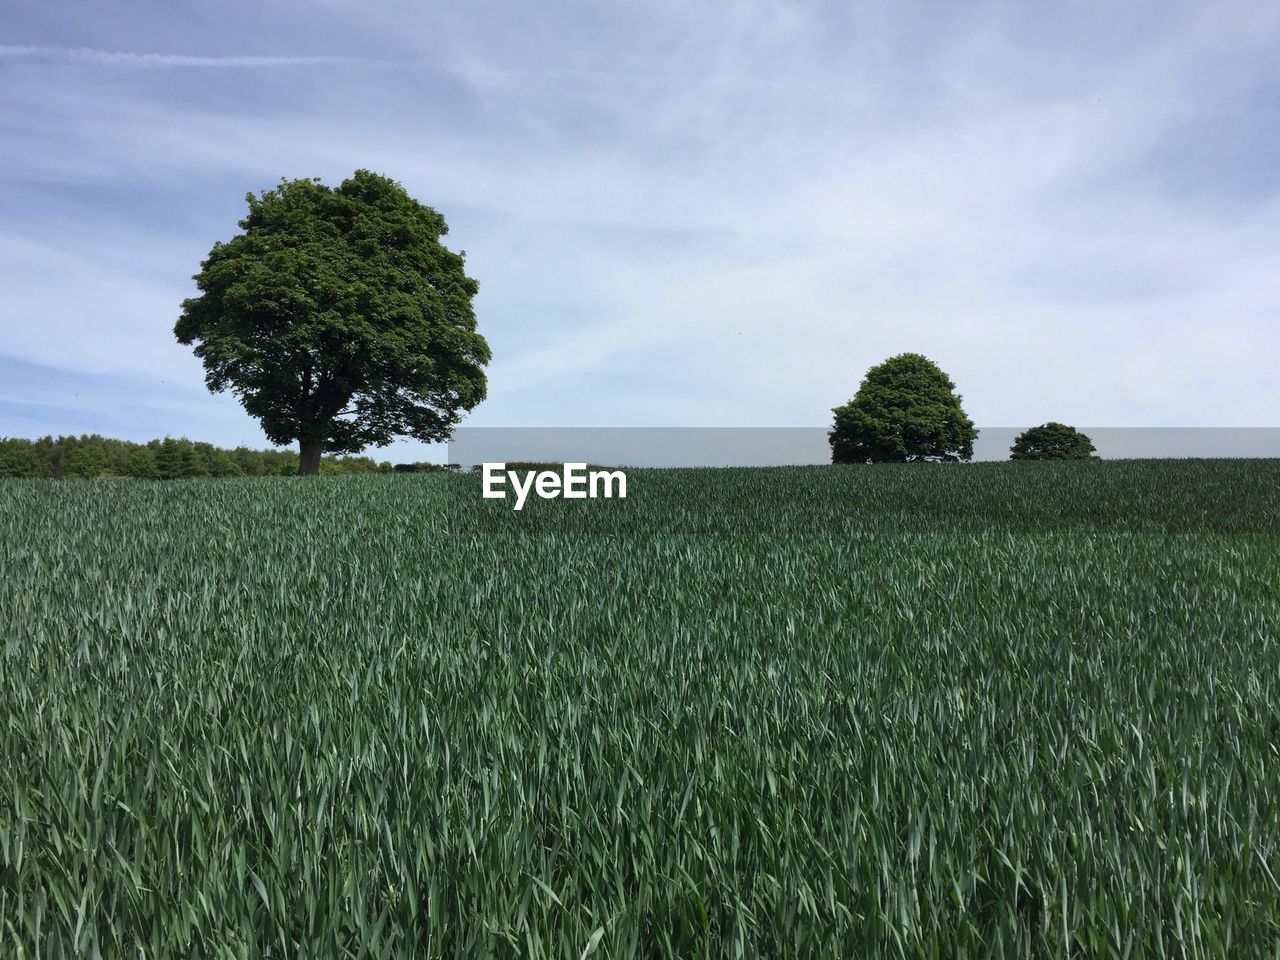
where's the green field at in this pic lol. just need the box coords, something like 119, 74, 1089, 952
2, 462, 1279, 957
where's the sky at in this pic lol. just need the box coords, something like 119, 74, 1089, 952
2, 0, 1279, 462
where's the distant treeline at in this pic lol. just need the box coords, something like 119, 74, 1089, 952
0, 435, 395, 479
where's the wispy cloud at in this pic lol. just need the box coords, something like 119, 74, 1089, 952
0, 45, 396, 68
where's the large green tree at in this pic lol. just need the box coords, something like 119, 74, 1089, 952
830, 353, 977, 463
176, 171, 490, 474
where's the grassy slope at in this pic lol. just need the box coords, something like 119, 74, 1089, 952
1, 462, 1278, 957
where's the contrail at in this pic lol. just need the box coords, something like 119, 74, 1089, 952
0, 45, 399, 68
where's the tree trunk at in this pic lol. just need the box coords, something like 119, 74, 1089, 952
299, 439, 324, 476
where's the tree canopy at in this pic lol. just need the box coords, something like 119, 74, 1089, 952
1010, 422, 1097, 460
0, 435, 390, 479
175, 170, 490, 474
830, 353, 977, 463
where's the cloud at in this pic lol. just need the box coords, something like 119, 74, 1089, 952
0, 45, 397, 68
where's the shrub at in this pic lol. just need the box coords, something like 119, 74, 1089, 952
1010, 423, 1097, 460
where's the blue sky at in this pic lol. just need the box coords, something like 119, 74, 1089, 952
2, 0, 1279, 461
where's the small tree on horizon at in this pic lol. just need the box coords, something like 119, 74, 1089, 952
0, 439, 52, 478
1010, 422, 1097, 460
65, 443, 108, 479
175, 170, 490, 475
829, 353, 977, 463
